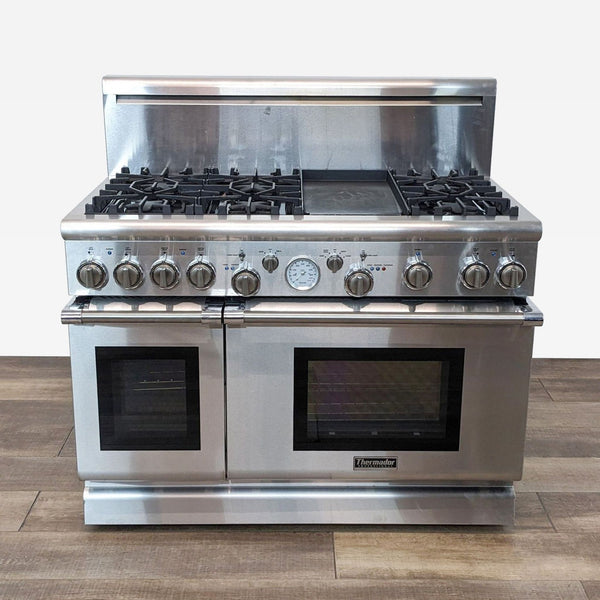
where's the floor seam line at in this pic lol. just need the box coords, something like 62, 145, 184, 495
56, 426, 74, 457
332, 531, 339, 579
537, 378, 555, 402
536, 492, 558, 532
18, 490, 40, 531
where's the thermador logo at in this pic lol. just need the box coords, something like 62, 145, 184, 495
353, 456, 398, 470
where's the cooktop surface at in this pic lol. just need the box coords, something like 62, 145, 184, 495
85, 167, 517, 218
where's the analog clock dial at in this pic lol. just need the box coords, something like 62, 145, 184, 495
285, 258, 320, 291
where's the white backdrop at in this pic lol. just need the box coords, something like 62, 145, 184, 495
0, 0, 597, 357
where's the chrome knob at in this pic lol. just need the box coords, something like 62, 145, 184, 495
344, 268, 374, 297
113, 261, 143, 290
461, 261, 490, 289
326, 254, 344, 273
232, 267, 261, 296
76, 260, 107, 289
404, 262, 432, 290
150, 259, 180, 289
497, 261, 526, 289
261, 254, 279, 273
187, 260, 216, 289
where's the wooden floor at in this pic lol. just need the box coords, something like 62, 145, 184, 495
0, 357, 599, 599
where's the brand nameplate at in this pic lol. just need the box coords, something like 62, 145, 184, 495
353, 456, 398, 470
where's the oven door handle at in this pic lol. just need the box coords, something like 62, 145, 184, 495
225, 298, 543, 327
61, 297, 222, 326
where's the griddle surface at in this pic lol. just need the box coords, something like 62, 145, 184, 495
303, 181, 400, 215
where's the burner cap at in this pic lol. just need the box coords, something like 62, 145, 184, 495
130, 177, 179, 196
423, 177, 472, 197
229, 177, 276, 197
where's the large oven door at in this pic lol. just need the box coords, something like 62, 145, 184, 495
224, 298, 542, 482
63, 297, 225, 481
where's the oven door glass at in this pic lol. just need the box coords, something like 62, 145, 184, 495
96, 347, 200, 451
294, 348, 464, 451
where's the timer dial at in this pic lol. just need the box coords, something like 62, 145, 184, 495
285, 257, 320, 291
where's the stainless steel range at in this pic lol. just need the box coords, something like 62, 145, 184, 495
61, 77, 543, 525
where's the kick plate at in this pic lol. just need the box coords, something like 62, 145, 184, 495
84, 482, 514, 525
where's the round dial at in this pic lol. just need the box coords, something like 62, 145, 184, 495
150, 259, 180, 289
326, 254, 344, 273
285, 257, 320, 291
187, 260, 216, 290
344, 268, 374, 297
77, 260, 107, 290
232, 267, 261, 296
461, 261, 490, 289
113, 261, 143, 290
262, 254, 279, 273
497, 261, 526, 289
404, 262, 433, 290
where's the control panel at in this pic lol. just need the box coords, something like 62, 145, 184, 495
66, 240, 537, 298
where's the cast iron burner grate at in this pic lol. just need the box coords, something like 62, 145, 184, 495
394, 168, 518, 217
86, 167, 303, 216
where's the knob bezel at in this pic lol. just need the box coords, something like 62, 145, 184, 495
496, 260, 527, 290
326, 254, 344, 273
403, 261, 433, 290
261, 254, 280, 273
76, 259, 108, 290
460, 261, 490, 290
344, 267, 374, 298
149, 258, 180, 290
113, 260, 144, 290
186, 259, 216, 290
231, 266, 261, 297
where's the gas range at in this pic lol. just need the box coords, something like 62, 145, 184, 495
61, 77, 542, 526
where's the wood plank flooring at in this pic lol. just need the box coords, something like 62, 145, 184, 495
0, 356, 598, 599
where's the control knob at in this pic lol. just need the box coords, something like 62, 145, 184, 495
344, 267, 374, 297
76, 260, 107, 290
187, 259, 216, 289
404, 261, 432, 290
113, 260, 143, 290
150, 259, 180, 289
497, 260, 527, 289
261, 254, 279, 273
326, 254, 344, 273
232, 266, 261, 296
461, 261, 490, 289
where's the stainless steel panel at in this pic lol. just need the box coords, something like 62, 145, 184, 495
67, 298, 225, 480
102, 77, 496, 177
225, 299, 536, 481
83, 481, 514, 525
63, 238, 539, 298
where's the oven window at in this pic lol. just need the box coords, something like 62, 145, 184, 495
96, 347, 200, 451
294, 348, 464, 451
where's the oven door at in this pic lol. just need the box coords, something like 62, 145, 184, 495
62, 297, 225, 481
224, 298, 542, 482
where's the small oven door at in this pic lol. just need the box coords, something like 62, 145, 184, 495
224, 298, 542, 482
63, 298, 225, 481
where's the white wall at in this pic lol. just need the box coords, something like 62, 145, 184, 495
0, 0, 597, 357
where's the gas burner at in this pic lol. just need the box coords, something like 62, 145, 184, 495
423, 177, 473, 198
129, 177, 180, 196
394, 168, 518, 217
85, 167, 303, 215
